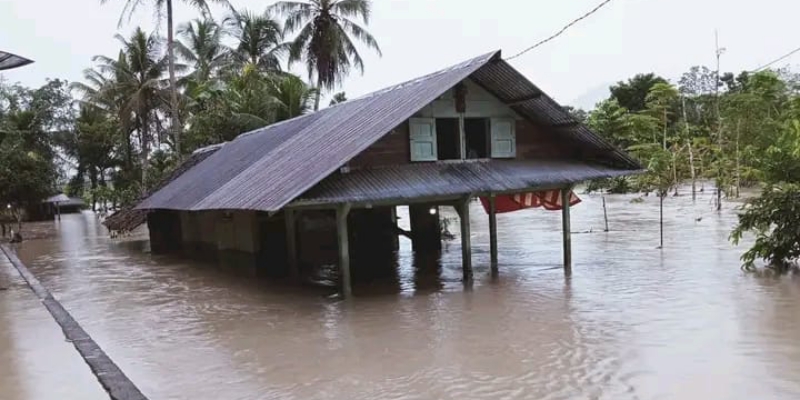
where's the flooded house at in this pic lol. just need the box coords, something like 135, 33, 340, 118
106, 50, 641, 297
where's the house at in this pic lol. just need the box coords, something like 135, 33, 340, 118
111, 50, 641, 297
26, 194, 85, 221
0, 50, 33, 71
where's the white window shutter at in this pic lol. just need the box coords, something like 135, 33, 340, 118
409, 118, 437, 161
490, 118, 516, 158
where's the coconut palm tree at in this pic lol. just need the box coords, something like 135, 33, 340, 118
177, 18, 228, 84
73, 53, 137, 171
268, 75, 317, 121
268, 0, 381, 110
329, 91, 346, 106
100, 0, 231, 155
224, 9, 287, 72
78, 28, 168, 191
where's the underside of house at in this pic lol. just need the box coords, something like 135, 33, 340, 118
105, 50, 642, 297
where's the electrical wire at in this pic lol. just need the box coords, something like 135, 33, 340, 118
750, 45, 800, 72
505, 0, 615, 61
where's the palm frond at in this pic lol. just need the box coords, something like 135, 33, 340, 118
331, 0, 371, 23
338, 18, 381, 56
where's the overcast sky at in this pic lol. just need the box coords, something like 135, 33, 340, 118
2, 0, 800, 109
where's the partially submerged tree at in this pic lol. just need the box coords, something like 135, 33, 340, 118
731, 120, 800, 273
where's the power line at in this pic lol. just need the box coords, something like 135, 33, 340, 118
505, 0, 615, 61
750, 45, 800, 72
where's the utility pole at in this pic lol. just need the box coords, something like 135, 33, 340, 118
714, 30, 726, 211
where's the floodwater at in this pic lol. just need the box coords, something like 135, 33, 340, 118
2, 191, 800, 400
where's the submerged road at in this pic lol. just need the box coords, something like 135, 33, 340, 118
1, 244, 147, 400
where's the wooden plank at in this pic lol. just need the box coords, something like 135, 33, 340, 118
561, 189, 572, 276
284, 209, 298, 278
336, 203, 352, 298
457, 198, 473, 282
488, 194, 498, 275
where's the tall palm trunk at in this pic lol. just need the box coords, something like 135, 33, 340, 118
166, 0, 182, 155
139, 113, 150, 195
314, 76, 323, 111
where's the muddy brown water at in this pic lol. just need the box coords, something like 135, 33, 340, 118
2, 191, 800, 400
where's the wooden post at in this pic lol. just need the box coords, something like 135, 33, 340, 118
336, 203, 352, 298
488, 194, 498, 276
56, 202, 61, 221
456, 197, 473, 283
602, 196, 609, 232
285, 209, 298, 278
561, 189, 572, 276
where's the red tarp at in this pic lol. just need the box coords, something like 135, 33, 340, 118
479, 190, 581, 214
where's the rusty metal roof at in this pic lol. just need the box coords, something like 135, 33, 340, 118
136, 50, 639, 213
0, 51, 33, 71
293, 160, 635, 206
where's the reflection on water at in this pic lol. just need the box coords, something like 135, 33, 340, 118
2, 192, 800, 400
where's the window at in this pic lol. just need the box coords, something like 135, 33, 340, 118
490, 118, 516, 158
409, 118, 437, 161
436, 118, 460, 160
464, 118, 489, 159
410, 117, 516, 161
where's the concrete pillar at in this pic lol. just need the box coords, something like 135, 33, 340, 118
488, 194, 498, 276
409, 203, 441, 252
561, 189, 572, 276
336, 204, 352, 298
456, 197, 473, 283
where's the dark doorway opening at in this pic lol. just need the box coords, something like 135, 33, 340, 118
436, 118, 460, 160
465, 118, 489, 159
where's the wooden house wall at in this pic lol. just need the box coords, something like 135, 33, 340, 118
348, 78, 577, 169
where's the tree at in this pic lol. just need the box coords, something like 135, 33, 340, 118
100, 0, 231, 156
224, 9, 287, 72
79, 28, 169, 192
0, 80, 68, 229
329, 91, 347, 106
731, 120, 800, 273
269, 75, 317, 121
269, 0, 381, 110
645, 82, 679, 150
678, 66, 718, 96
610, 73, 668, 112
177, 18, 228, 84
58, 105, 118, 209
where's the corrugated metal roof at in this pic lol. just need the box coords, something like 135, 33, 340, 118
0, 51, 33, 71
136, 49, 640, 213
469, 59, 638, 167
137, 51, 501, 212
104, 145, 222, 231
294, 160, 635, 206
